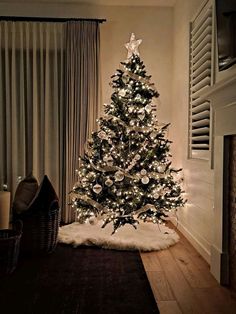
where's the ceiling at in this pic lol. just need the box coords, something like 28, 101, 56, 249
2, 0, 176, 7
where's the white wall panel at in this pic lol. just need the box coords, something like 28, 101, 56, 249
171, 0, 214, 263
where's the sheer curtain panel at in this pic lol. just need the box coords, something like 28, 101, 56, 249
0, 20, 101, 222
63, 21, 100, 223
0, 21, 64, 195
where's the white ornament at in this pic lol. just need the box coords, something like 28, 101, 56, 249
145, 104, 152, 113
98, 131, 107, 140
93, 184, 102, 194
134, 154, 141, 160
138, 113, 145, 120
105, 178, 113, 187
116, 190, 122, 196
153, 192, 159, 199
157, 165, 164, 173
141, 176, 149, 184
140, 169, 147, 176
125, 33, 142, 59
128, 106, 134, 113
119, 89, 126, 97
115, 170, 124, 182
129, 120, 135, 126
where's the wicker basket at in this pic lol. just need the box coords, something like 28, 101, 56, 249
17, 200, 61, 255
0, 221, 22, 276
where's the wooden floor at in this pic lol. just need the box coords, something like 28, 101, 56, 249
141, 226, 236, 314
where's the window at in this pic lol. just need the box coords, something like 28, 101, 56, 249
189, 0, 214, 159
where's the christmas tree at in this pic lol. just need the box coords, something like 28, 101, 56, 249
70, 33, 186, 234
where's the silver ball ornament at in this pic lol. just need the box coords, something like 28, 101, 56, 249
141, 176, 149, 184
153, 192, 159, 199
140, 169, 147, 176
157, 165, 164, 173
134, 154, 141, 160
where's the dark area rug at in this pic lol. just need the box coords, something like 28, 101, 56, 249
0, 244, 159, 314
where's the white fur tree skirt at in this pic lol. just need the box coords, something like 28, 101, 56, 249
58, 221, 179, 251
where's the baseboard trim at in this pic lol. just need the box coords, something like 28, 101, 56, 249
211, 244, 229, 284
172, 219, 211, 264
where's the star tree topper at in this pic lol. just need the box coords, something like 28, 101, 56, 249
125, 33, 142, 59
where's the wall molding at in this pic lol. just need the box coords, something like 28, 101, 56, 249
171, 218, 211, 264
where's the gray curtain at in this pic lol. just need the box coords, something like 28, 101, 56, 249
0, 20, 101, 223
63, 21, 100, 223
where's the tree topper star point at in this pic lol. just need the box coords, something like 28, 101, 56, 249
125, 33, 142, 59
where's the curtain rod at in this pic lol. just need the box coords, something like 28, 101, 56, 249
0, 16, 106, 23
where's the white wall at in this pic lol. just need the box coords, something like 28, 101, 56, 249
100, 5, 173, 124
0, 2, 173, 123
171, 0, 214, 263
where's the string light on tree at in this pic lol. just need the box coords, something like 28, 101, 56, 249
70, 33, 186, 234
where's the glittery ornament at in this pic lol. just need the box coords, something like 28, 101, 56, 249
105, 178, 113, 187
129, 120, 135, 126
115, 170, 124, 181
145, 104, 152, 113
116, 190, 122, 196
141, 176, 149, 184
81, 168, 87, 175
98, 130, 107, 140
153, 192, 159, 199
134, 154, 141, 160
119, 89, 126, 97
93, 184, 102, 194
128, 106, 134, 113
138, 113, 145, 120
140, 169, 147, 176
157, 165, 164, 173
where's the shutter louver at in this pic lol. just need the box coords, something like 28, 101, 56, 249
189, 3, 212, 153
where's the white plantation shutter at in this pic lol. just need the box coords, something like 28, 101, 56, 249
189, 1, 213, 155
